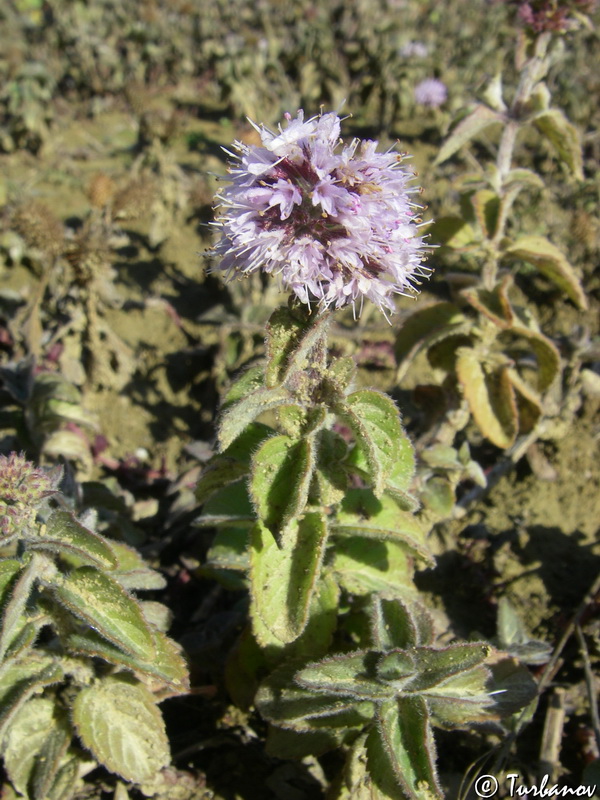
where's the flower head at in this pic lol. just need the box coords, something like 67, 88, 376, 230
211, 110, 431, 318
0, 452, 60, 542
414, 78, 448, 108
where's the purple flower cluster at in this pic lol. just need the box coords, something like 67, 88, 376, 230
414, 78, 448, 108
0, 452, 59, 541
212, 111, 430, 317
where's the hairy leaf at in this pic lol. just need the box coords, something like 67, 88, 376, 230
509, 325, 560, 392
332, 490, 432, 565
108, 541, 167, 592
367, 697, 442, 799
370, 597, 434, 652
0, 554, 45, 661
427, 217, 477, 250
195, 458, 249, 506
336, 390, 404, 496
67, 629, 189, 696
456, 349, 517, 448
218, 386, 291, 451
332, 538, 416, 597
256, 660, 373, 732
420, 477, 455, 518
72, 677, 170, 782
30, 510, 118, 570
265, 306, 307, 387
296, 651, 396, 700
2, 697, 71, 799
250, 434, 315, 538
250, 513, 328, 644
0, 655, 63, 740
51, 567, 155, 660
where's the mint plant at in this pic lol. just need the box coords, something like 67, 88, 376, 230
196, 110, 537, 798
395, 1, 592, 466
0, 453, 189, 799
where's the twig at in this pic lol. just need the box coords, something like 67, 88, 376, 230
538, 688, 566, 783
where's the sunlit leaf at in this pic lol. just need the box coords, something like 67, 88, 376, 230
51, 567, 155, 660
503, 235, 587, 310
532, 108, 584, 180
250, 513, 328, 644
72, 677, 170, 782
250, 434, 315, 539
434, 105, 502, 165
456, 349, 517, 448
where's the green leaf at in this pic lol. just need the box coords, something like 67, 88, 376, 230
296, 651, 396, 700
250, 513, 328, 645
0, 554, 45, 661
339, 733, 385, 800
395, 303, 469, 381
0, 655, 63, 740
456, 349, 517, 449
434, 104, 502, 165
266, 306, 331, 387
331, 490, 433, 566
385, 436, 416, 499
407, 643, 491, 693
45, 756, 80, 800
251, 573, 340, 664
505, 369, 542, 434
502, 235, 588, 310
72, 677, 170, 783
218, 386, 291, 451
202, 526, 249, 576
66, 628, 189, 696
0, 559, 21, 603
256, 660, 373, 732
29, 510, 118, 570
314, 429, 350, 506
220, 364, 264, 410
194, 479, 255, 529
265, 306, 307, 387
469, 189, 501, 239
51, 567, 155, 660
265, 725, 349, 760
336, 390, 404, 496
195, 458, 249, 506
250, 434, 315, 538
495, 598, 551, 666
532, 108, 584, 180
509, 326, 560, 392
2, 697, 71, 799
367, 697, 442, 800
219, 421, 273, 463
108, 541, 167, 592
332, 539, 416, 597
370, 597, 434, 651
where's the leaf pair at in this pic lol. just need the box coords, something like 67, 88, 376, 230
257, 597, 537, 800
